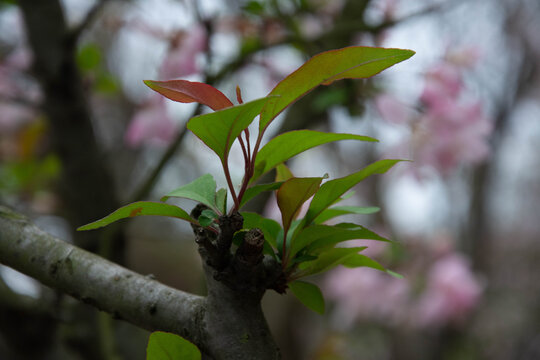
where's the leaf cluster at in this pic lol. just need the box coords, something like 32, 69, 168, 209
79, 46, 414, 315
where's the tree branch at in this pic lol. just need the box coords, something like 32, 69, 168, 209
68, 0, 109, 43
0, 205, 285, 359
0, 206, 205, 345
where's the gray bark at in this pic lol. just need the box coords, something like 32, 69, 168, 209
0, 207, 204, 341
0, 206, 282, 359
17, 0, 124, 258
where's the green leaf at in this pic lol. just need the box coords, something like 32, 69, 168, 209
243, 1, 265, 15
146, 331, 201, 360
289, 281, 325, 315
309, 225, 389, 251
277, 218, 302, 257
232, 230, 247, 247
77, 202, 194, 231
95, 72, 119, 94
259, 46, 415, 132
215, 188, 228, 214
239, 182, 283, 209
241, 212, 281, 250
340, 253, 386, 271
77, 43, 101, 71
340, 253, 401, 278
161, 174, 218, 212
304, 159, 402, 225
386, 270, 404, 279
297, 247, 367, 277
144, 80, 233, 111
290, 223, 389, 259
198, 217, 213, 227
291, 254, 318, 265
314, 205, 380, 224
198, 209, 218, 227
0, 0, 18, 6
187, 97, 273, 162
277, 177, 323, 235
275, 163, 294, 182
251, 130, 377, 183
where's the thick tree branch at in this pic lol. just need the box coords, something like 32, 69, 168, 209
0, 205, 285, 359
0, 206, 205, 345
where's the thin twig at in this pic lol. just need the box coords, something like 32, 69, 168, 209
368, 2, 456, 34
68, 0, 109, 43
129, 105, 199, 202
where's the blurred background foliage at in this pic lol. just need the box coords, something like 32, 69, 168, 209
1, 0, 539, 359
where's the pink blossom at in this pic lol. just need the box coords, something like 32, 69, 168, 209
324, 248, 483, 329
414, 254, 483, 327
125, 95, 177, 147
419, 63, 463, 109
159, 25, 207, 80
324, 267, 409, 327
298, 15, 325, 40
4, 46, 33, 71
0, 102, 35, 131
379, 47, 493, 177
0, 61, 39, 131
411, 100, 492, 175
375, 93, 412, 124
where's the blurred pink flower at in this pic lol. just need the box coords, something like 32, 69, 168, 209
325, 267, 409, 327
159, 25, 206, 80
411, 100, 492, 175
125, 95, 177, 147
323, 253, 483, 328
0, 55, 40, 132
324, 240, 483, 330
420, 63, 463, 109
0, 102, 35, 131
377, 47, 493, 177
375, 93, 412, 124
4, 46, 33, 71
298, 14, 325, 40
415, 254, 483, 327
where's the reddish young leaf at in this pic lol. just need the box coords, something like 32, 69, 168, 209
277, 177, 323, 235
144, 79, 233, 111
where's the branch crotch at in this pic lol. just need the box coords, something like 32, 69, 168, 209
190, 206, 281, 359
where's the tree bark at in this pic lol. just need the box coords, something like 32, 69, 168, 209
0, 206, 282, 359
0, 207, 204, 341
17, 0, 123, 258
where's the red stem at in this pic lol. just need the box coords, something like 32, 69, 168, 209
233, 129, 253, 212
238, 135, 249, 165
245, 129, 251, 163
249, 132, 264, 178
222, 158, 239, 212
